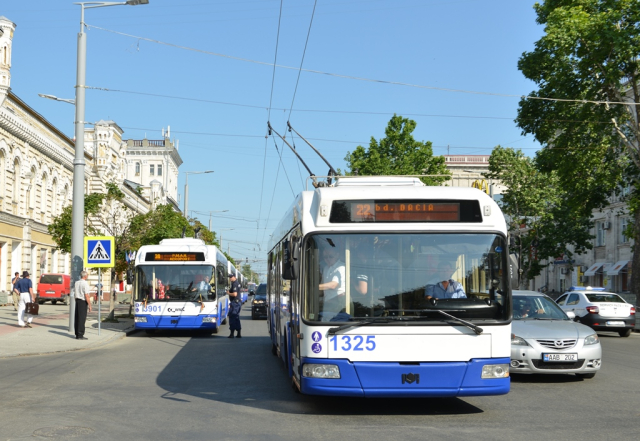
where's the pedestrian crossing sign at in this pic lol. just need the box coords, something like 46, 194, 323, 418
84, 236, 115, 268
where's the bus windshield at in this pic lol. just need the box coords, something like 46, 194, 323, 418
303, 233, 509, 323
135, 265, 215, 302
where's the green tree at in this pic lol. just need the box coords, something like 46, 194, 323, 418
486, 147, 593, 288
516, 0, 640, 301
344, 115, 451, 185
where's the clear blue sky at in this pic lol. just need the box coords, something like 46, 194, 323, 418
3, 0, 544, 278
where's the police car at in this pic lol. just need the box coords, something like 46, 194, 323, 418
556, 287, 636, 337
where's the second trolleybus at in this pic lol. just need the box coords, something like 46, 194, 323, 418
133, 238, 231, 334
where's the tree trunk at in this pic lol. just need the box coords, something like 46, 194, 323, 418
106, 270, 116, 321
632, 208, 640, 310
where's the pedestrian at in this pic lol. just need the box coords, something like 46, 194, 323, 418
11, 271, 20, 311
73, 270, 92, 340
14, 271, 35, 328
227, 273, 242, 338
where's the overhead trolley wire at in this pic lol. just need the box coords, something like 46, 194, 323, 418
88, 24, 640, 107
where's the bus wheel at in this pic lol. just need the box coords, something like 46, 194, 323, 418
221, 317, 227, 325
211, 326, 219, 334
271, 343, 278, 356
145, 330, 156, 335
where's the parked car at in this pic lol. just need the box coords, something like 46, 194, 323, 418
555, 287, 636, 337
510, 290, 602, 379
36, 273, 71, 305
251, 283, 267, 320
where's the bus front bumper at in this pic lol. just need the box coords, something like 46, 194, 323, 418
134, 314, 219, 329
299, 357, 510, 398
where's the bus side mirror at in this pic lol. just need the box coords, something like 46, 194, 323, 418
126, 269, 133, 284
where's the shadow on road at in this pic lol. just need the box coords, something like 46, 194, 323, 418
150, 329, 484, 416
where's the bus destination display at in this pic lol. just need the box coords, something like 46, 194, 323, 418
145, 252, 205, 262
330, 200, 483, 223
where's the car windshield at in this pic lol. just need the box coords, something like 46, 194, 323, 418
514, 295, 568, 320
585, 294, 626, 303
254, 294, 267, 301
256, 284, 267, 295
303, 232, 509, 322
135, 265, 215, 302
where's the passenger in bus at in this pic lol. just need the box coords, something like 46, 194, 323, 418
425, 261, 466, 299
319, 247, 346, 313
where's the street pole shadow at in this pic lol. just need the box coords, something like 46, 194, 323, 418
155, 334, 484, 416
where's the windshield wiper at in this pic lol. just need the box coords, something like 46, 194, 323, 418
328, 317, 393, 335
430, 309, 484, 335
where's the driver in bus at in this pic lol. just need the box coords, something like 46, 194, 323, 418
425, 260, 466, 300
319, 247, 346, 312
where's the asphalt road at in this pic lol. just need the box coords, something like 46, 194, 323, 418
1, 306, 638, 441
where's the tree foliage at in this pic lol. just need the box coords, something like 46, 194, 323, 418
516, 0, 640, 298
486, 147, 593, 286
344, 115, 451, 185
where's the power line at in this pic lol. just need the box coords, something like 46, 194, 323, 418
88, 25, 640, 107
91, 87, 621, 125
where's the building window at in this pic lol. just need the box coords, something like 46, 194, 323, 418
135, 162, 140, 176
150, 164, 155, 176
157, 164, 163, 176
595, 221, 605, 247
619, 217, 630, 244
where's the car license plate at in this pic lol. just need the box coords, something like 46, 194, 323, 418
606, 321, 625, 326
543, 353, 577, 362
46, 290, 55, 294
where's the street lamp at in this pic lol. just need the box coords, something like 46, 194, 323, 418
67, 0, 149, 333
183, 170, 214, 217
38, 94, 76, 105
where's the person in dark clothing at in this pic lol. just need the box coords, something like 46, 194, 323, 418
227, 273, 242, 338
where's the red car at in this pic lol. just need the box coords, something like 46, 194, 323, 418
36, 273, 71, 305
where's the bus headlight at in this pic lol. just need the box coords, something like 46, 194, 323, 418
202, 317, 214, 323
481, 364, 509, 379
134, 316, 147, 323
302, 364, 340, 379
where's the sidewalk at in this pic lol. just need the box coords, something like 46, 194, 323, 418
0, 301, 135, 358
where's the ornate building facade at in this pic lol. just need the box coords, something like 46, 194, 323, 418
0, 15, 181, 300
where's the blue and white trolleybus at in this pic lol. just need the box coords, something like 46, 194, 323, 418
267, 176, 512, 397
133, 238, 230, 333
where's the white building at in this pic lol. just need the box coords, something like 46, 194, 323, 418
0, 15, 180, 301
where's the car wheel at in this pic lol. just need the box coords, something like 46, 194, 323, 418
52, 300, 57, 305
38, 300, 45, 305
618, 329, 632, 338
575, 372, 596, 379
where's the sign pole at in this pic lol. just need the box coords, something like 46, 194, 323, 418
84, 236, 114, 337
98, 267, 101, 336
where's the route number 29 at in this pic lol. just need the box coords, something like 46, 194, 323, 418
329, 335, 376, 351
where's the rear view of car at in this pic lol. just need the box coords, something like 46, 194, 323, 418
251, 283, 267, 319
36, 274, 71, 305
556, 288, 636, 337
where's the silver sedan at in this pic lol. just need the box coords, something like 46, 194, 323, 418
511, 290, 602, 379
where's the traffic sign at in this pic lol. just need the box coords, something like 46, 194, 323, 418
84, 236, 115, 268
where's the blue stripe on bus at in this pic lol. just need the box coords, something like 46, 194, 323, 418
299, 357, 510, 398
134, 314, 219, 329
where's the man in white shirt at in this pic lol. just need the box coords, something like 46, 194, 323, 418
74, 271, 92, 340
